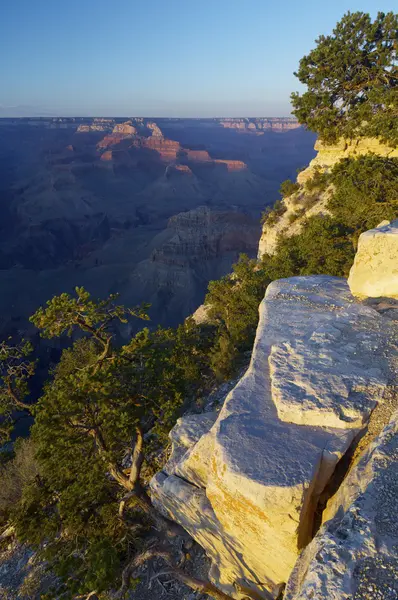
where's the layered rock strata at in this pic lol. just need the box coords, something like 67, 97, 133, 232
219, 118, 300, 132
214, 159, 247, 171
297, 138, 398, 186
132, 136, 181, 160
348, 220, 398, 299
151, 206, 259, 267
151, 276, 396, 598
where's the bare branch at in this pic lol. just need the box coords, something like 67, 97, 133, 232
129, 426, 144, 487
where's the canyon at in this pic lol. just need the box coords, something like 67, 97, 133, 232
0, 117, 315, 336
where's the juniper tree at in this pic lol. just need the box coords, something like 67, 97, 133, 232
8, 287, 234, 599
291, 11, 398, 145
0, 340, 35, 444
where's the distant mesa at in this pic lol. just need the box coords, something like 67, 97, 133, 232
220, 117, 300, 132
76, 123, 110, 133
214, 159, 247, 171
132, 136, 181, 161
93, 117, 114, 123
183, 149, 212, 162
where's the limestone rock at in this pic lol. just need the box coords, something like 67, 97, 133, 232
132, 136, 181, 160
284, 410, 398, 600
146, 121, 163, 137
112, 121, 137, 135
348, 220, 398, 299
151, 276, 396, 598
258, 137, 398, 259
214, 159, 247, 172
219, 118, 300, 132
258, 191, 331, 258
191, 303, 212, 325
297, 138, 398, 186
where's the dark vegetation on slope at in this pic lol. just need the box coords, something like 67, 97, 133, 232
0, 9, 397, 600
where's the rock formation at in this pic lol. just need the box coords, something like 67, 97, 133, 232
153, 205, 258, 265
76, 123, 111, 133
348, 220, 398, 299
284, 409, 398, 599
112, 121, 137, 135
97, 121, 137, 150
219, 118, 301, 132
184, 149, 212, 162
0, 116, 314, 335
258, 138, 398, 259
146, 121, 163, 137
100, 150, 113, 161
297, 138, 398, 186
151, 275, 397, 598
214, 159, 247, 172
131, 136, 181, 160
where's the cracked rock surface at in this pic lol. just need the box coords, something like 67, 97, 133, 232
151, 276, 397, 598
285, 410, 398, 600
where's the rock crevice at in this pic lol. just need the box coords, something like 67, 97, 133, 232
151, 276, 397, 598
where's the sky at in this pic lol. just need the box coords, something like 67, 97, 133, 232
0, 0, 395, 118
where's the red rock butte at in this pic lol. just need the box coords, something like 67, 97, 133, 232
214, 159, 248, 171
132, 137, 181, 161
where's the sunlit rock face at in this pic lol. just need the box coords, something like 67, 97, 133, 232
112, 121, 137, 135
348, 220, 398, 299
151, 276, 396, 598
258, 138, 398, 260
297, 138, 398, 185
213, 159, 247, 171
284, 410, 398, 600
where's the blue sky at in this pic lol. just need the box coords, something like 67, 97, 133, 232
0, 0, 395, 117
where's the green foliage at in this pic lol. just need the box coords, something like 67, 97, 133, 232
291, 11, 398, 145
328, 155, 398, 243
264, 215, 355, 278
205, 255, 270, 379
0, 340, 35, 444
279, 179, 300, 198
261, 199, 287, 227
30, 286, 149, 339
287, 208, 306, 224
304, 168, 330, 193
0, 438, 39, 522
7, 287, 214, 597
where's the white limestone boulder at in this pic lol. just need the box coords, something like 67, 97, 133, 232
151, 276, 396, 598
348, 220, 398, 299
284, 410, 398, 600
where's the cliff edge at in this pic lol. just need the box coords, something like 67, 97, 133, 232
151, 270, 398, 598
258, 138, 398, 259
